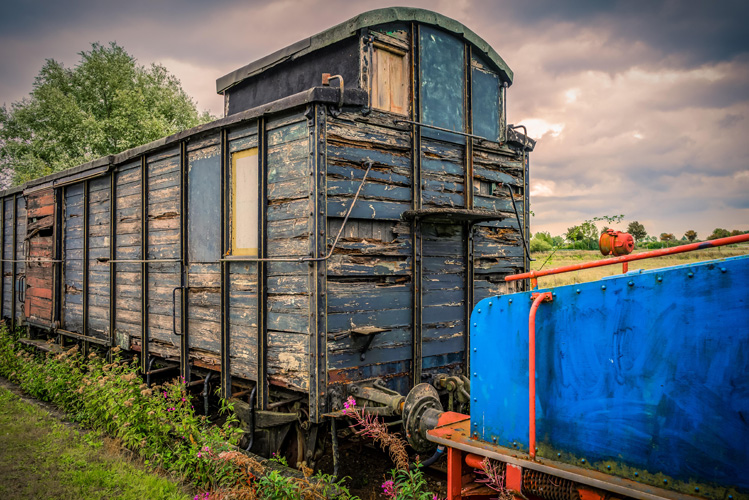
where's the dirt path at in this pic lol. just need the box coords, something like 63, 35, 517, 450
0, 378, 190, 500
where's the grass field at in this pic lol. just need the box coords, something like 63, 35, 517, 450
0, 382, 190, 500
529, 245, 749, 288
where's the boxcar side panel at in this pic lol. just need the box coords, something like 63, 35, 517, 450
25, 189, 55, 325
325, 111, 413, 391
114, 160, 143, 347
87, 176, 111, 338
15, 196, 26, 322
186, 134, 223, 370
1, 198, 10, 318
265, 112, 311, 391
146, 147, 181, 355
228, 124, 260, 382
63, 184, 84, 333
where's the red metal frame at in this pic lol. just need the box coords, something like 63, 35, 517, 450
528, 292, 552, 459
507, 234, 749, 284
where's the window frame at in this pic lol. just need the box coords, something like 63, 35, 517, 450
231, 147, 259, 256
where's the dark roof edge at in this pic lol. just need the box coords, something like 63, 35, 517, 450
0, 87, 367, 199
216, 7, 514, 94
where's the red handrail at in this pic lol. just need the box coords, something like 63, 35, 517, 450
506, 234, 749, 284
528, 291, 552, 459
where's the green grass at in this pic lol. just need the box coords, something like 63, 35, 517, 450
530, 245, 749, 288
0, 384, 190, 500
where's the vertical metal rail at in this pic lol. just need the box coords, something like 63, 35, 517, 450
109, 170, 117, 352
57, 187, 66, 332
257, 118, 268, 409
1, 197, 5, 321
11, 194, 17, 331
82, 180, 89, 354
140, 155, 150, 373
179, 141, 190, 383
523, 151, 530, 287
220, 129, 232, 398
411, 22, 424, 388
310, 104, 328, 422
464, 44, 475, 372
52, 189, 62, 331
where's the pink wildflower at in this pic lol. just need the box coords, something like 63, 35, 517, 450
197, 452, 202, 458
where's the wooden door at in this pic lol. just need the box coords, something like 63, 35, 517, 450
25, 189, 56, 326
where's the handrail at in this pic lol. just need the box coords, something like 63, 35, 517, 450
506, 233, 749, 285
528, 291, 552, 460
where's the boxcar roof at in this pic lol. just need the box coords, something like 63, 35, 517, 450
0, 86, 366, 198
216, 7, 514, 94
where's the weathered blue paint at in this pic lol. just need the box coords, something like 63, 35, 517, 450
188, 153, 221, 264
420, 26, 465, 144
472, 66, 500, 141
471, 255, 749, 492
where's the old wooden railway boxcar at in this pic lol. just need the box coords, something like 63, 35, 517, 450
0, 8, 533, 426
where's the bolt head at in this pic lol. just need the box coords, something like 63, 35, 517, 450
601, 285, 607, 291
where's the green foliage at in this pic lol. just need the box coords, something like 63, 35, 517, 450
1, 42, 212, 185
530, 233, 552, 252
708, 228, 731, 240
626, 221, 647, 244
0, 327, 242, 491
384, 467, 437, 500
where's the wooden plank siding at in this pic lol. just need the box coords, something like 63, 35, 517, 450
264, 112, 312, 391
24, 189, 56, 325
63, 184, 84, 333
114, 160, 143, 347
325, 110, 413, 392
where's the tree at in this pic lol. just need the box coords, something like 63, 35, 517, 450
627, 221, 647, 244
1, 42, 212, 185
708, 228, 731, 240
684, 230, 698, 242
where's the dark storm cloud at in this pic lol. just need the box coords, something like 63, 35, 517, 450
484, 0, 749, 67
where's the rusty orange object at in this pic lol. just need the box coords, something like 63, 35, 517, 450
599, 229, 634, 256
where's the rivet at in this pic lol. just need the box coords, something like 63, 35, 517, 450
581, 458, 585, 463
492, 437, 497, 443
552, 293, 556, 297
473, 372, 477, 377
720, 267, 727, 273
489, 302, 493, 307
473, 348, 477, 352
473, 398, 477, 402
657, 276, 662, 282
473, 323, 477, 327
601, 285, 606, 291
509, 299, 513, 304
575, 289, 581, 294
473, 422, 477, 427
628, 281, 634, 287
687, 272, 694, 278
473, 431, 478, 437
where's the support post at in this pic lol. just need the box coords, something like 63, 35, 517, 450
179, 141, 190, 383
82, 180, 89, 347
446, 447, 463, 500
140, 155, 149, 373
220, 129, 232, 398
411, 22, 423, 388
257, 118, 268, 409
109, 170, 116, 352
11, 194, 17, 331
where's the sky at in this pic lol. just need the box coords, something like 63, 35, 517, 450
1, 0, 747, 239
